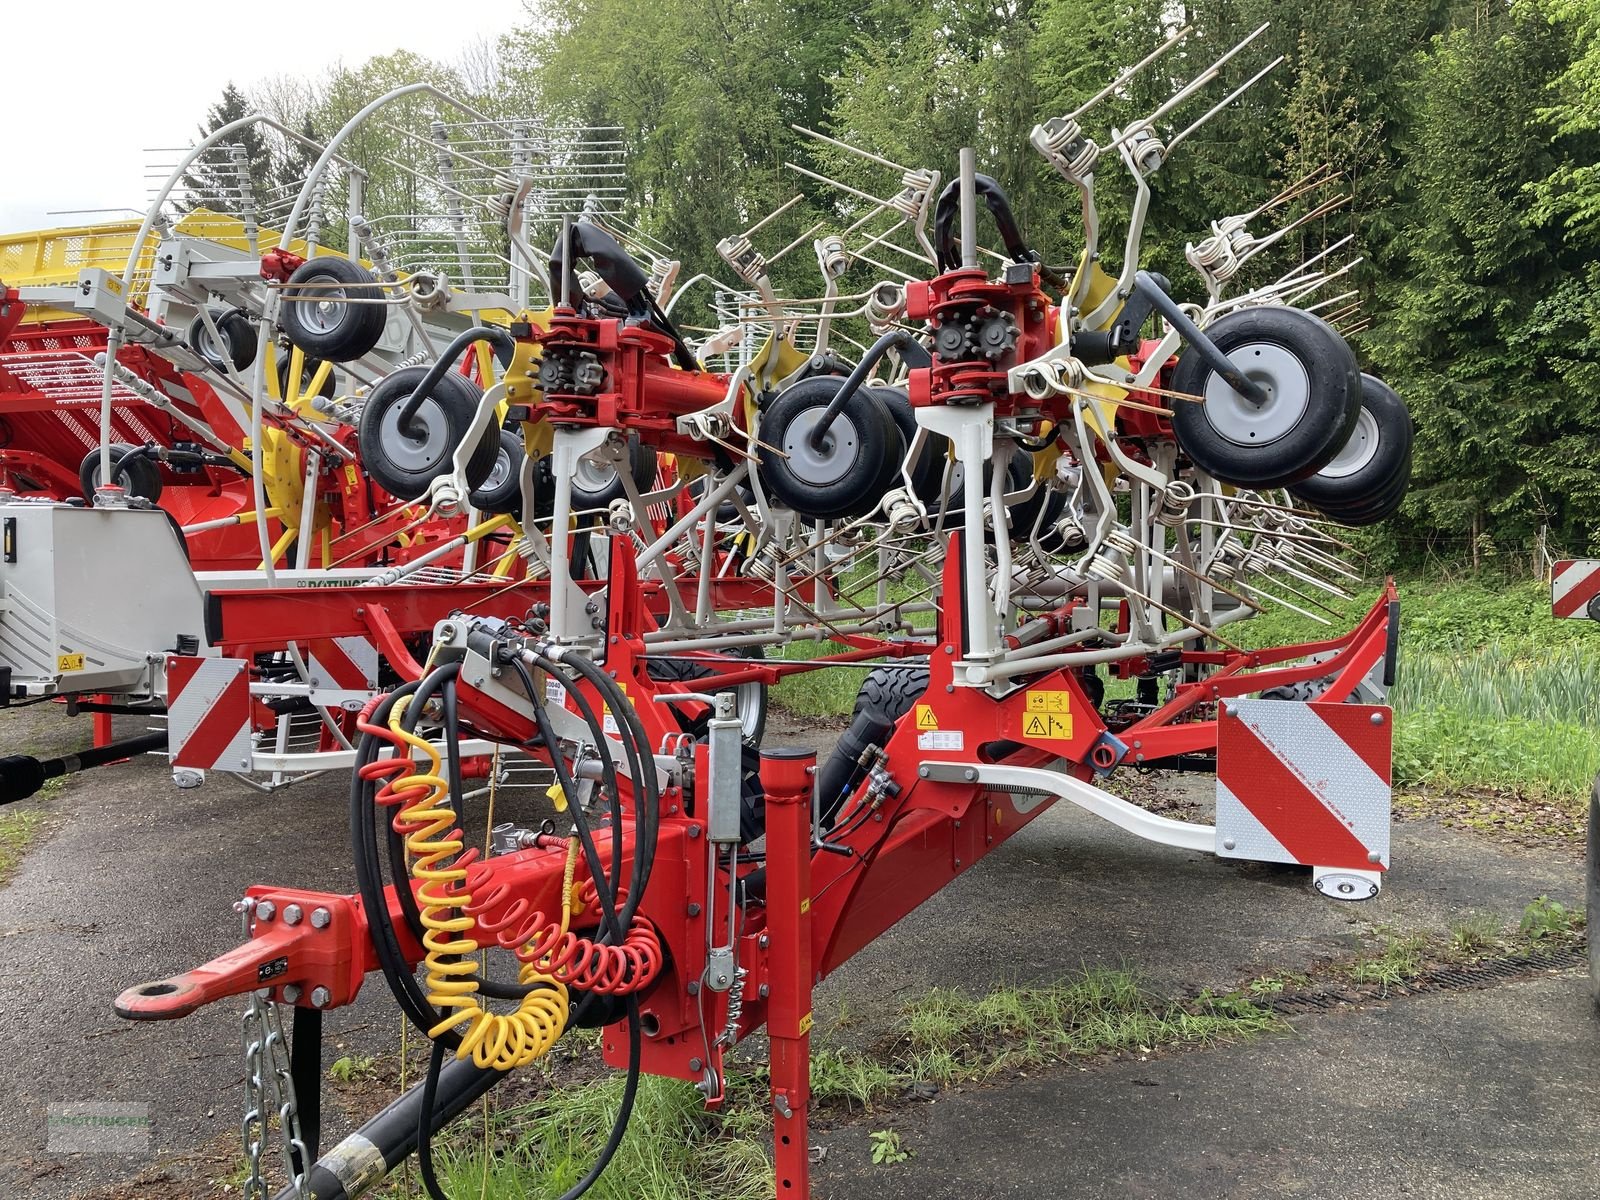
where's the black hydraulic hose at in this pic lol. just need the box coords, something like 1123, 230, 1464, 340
511, 659, 627, 939
416, 1037, 453, 1200
805, 328, 930, 452
441, 676, 465, 821
534, 648, 660, 913
933, 172, 1034, 272
646, 293, 703, 374
394, 326, 518, 431
1131, 270, 1269, 405
274, 1055, 507, 1200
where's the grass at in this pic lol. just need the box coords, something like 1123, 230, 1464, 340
1447, 913, 1505, 960
419, 1072, 772, 1200
770, 639, 863, 719
808, 968, 1279, 1112
0, 808, 46, 886
405, 969, 1276, 1196
1346, 933, 1428, 992
329, 1053, 378, 1083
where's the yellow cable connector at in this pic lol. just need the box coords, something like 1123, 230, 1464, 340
546, 781, 568, 813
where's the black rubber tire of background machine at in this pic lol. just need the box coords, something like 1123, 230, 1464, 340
1169, 306, 1359, 489
570, 432, 658, 514
468, 429, 527, 515
356, 366, 499, 501
647, 647, 769, 747
758, 375, 904, 522
850, 664, 931, 724
79, 444, 162, 504
876, 386, 948, 505
1588, 776, 1600, 1012
186, 306, 257, 373
941, 450, 1059, 539
276, 351, 338, 403
1008, 453, 1067, 544
1290, 373, 1413, 515
277, 256, 388, 363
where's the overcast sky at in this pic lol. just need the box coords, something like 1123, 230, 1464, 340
2, 0, 530, 233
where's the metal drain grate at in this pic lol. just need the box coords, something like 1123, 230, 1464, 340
1264, 941, 1587, 1016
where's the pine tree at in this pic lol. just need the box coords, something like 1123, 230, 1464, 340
180, 83, 279, 214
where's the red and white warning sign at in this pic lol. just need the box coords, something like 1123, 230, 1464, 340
1216, 698, 1391, 872
1551, 559, 1600, 620
166, 656, 254, 771
306, 636, 379, 707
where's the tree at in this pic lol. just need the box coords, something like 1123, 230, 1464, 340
180, 83, 280, 213
1373, 3, 1595, 560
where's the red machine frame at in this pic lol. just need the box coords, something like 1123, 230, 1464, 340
119, 528, 1397, 1197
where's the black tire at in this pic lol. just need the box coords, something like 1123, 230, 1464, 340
1290, 374, 1413, 513
356, 366, 499, 501
276, 352, 337, 403
1315, 451, 1413, 526
876, 386, 948, 505
648, 648, 769, 746
79, 445, 162, 503
851, 664, 930, 723
1170, 307, 1359, 488
759, 376, 903, 522
187, 306, 256, 373
1589, 777, 1600, 1012
278, 257, 387, 362
469, 429, 526, 515
570, 433, 658, 513
686, 473, 756, 523
941, 450, 1042, 532
1007, 452, 1066, 543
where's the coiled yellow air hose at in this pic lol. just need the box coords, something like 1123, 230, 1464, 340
388, 697, 569, 1070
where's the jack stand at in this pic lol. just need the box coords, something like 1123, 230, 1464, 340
763, 746, 816, 1197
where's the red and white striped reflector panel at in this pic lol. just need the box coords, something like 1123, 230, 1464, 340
1216, 699, 1391, 871
166, 656, 254, 772
306, 636, 379, 708
1551, 559, 1600, 620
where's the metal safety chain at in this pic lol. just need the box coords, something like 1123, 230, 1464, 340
238, 897, 309, 1200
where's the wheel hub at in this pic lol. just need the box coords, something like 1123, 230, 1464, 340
1203, 342, 1311, 447
302, 276, 347, 335
782, 407, 861, 487
377, 397, 451, 471
1317, 405, 1380, 479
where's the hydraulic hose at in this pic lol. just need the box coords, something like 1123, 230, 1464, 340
804, 328, 931, 452
1131, 270, 1268, 404
394, 325, 517, 430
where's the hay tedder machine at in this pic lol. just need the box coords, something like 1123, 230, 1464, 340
2, 24, 1414, 1200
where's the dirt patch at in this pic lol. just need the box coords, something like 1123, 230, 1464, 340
1395, 786, 1586, 854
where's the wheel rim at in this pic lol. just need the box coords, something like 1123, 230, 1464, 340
376, 397, 452, 472
479, 446, 514, 493
736, 682, 763, 741
574, 456, 620, 495
1316, 405, 1380, 480
1202, 342, 1311, 447
781, 407, 861, 488
300, 275, 348, 335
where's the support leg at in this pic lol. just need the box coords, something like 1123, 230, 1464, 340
93, 697, 113, 749
762, 747, 816, 1199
